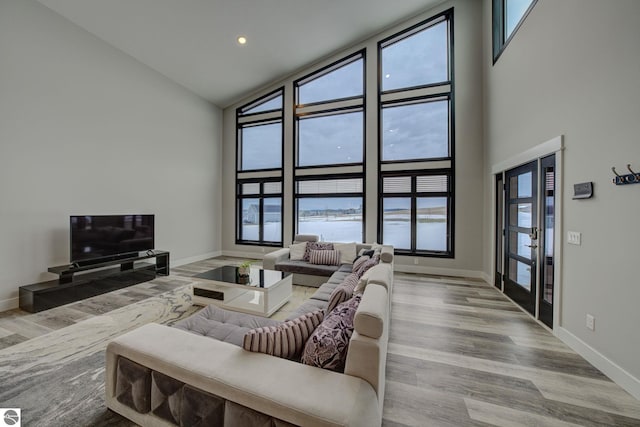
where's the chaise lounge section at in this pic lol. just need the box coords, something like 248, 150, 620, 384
104, 245, 394, 426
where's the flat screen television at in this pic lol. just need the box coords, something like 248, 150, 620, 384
70, 214, 155, 265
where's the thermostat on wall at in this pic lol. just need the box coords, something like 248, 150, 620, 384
573, 182, 593, 199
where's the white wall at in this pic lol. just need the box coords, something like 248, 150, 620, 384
0, 0, 223, 309
221, 0, 485, 277
483, 0, 640, 396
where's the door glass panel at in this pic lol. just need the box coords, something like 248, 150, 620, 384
509, 231, 531, 259
509, 203, 532, 228
518, 172, 532, 197
543, 169, 555, 304
509, 176, 518, 199
509, 259, 531, 291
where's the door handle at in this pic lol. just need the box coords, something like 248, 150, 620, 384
526, 244, 538, 249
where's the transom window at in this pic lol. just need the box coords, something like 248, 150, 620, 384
492, 0, 537, 62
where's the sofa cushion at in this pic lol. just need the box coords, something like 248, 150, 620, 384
327, 264, 354, 284
285, 299, 327, 321
303, 242, 334, 261
354, 284, 387, 339
173, 305, 281, 347
293, 234, 319, 243
274, 260, 340, 277
309, 283, 338, 302
301, 294, 361, 372
309, 249, 341, 266
333, 242, 357, 264
242, 310, 324, 360
289, 242, 307, 261
326, 273, 359, 314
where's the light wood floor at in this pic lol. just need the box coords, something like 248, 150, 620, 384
1, 257, 639, 426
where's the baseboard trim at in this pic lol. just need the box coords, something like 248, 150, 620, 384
394, 264, 486, 281
173, 251, 223, 267
480, 271, 491, 285
222, 250, 266, 260
556, 327, 640, 400
0, 297, 18, 312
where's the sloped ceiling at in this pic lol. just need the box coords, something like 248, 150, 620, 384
36, 0, 443, 107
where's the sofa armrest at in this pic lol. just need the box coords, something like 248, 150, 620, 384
106, 323, 381, 427
263, 247, 290, 270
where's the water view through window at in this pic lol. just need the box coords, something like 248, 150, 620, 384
297, 197, 362, 242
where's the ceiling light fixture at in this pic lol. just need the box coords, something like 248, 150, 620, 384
237, 36, 247, 45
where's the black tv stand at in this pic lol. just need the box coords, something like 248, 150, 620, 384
19, 250, 170, 313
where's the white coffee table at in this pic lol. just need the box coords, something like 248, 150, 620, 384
192, 265, 292, 317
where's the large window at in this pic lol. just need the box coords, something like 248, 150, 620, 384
492, 0, 537, 62
378, 10, 454, 257
380, 173, 452, 255
296, 177, 363, 243
236, 88, 284, 246
294, 52, 366, 242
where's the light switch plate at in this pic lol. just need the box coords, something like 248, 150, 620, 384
568, 231, 581, 245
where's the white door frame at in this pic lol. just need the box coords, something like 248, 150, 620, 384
490, 135, 564, 331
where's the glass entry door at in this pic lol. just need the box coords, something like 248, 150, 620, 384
504, 160, 538, 315
538, 154, 555, 328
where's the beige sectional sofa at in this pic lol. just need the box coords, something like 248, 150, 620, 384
105, 244, 393, 426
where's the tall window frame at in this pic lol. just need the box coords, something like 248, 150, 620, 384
293, 51, 366, 242
378, 9, 455, 257
236, 88, 284, 246
492, 0, 538, 63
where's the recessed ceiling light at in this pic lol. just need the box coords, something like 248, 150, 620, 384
237, 36, 247, 45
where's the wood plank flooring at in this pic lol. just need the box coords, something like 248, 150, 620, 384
0, 257, 638, 426
385, 273, 640, 426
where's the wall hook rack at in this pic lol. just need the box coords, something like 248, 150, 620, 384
612, 164, 640, 185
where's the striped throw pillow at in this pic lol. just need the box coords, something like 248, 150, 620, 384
326, 272, 359, 313
351, 255, 370, 273
354, 255, 379, 278
303, 242, 334, 261
243, 310, 324, 359
309, 249, 341, 266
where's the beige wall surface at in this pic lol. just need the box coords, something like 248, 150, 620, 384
483, 0, 640, 388
222, 0, 485, 277
0, 0, 223, 309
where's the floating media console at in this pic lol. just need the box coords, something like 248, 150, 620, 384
19, 250, 170, 313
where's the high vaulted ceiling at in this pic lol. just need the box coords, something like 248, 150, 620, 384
36, 0, 443, 107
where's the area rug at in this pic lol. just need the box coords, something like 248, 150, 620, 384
0, 277, 199, 427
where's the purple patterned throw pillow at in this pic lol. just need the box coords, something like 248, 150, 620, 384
303, 242, 334, 261
301, 294, 361, 372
